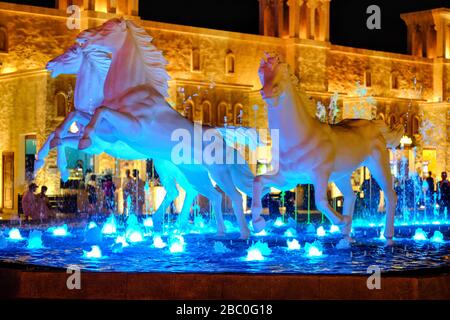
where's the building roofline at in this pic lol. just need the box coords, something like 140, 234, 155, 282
400, 7, 450, 19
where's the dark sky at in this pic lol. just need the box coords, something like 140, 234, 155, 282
4, 0, 450, 54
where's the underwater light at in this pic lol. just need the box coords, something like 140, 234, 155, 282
305, 241, 323, 257
255, 229, 268, 236
8, 228, 23, 240
83, 245, 102, 258
88, 222, 97, 229
329, 225, 340, 233
431, 231, 444, 243
128, 231, 144, 243
169, 242, 184, 253
115, 235, 129, 247
286, 239, 301, 250
284, 228, 297, 237
53, 224, 68, 236
153, 235, 167, 248
245, 248, 265, 261
102, 216, 117, 234
273, 217, 284, 227
143, 217, 154, 227
27, 230, 43, 249
413, 228, 428, 241
316, 226, 326, 237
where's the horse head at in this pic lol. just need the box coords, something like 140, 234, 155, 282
258, 52, 290, 101
46, 44, 83, 78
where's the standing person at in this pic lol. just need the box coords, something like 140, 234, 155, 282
438, 171, 450, 218
86, 174, 97, 215
22, 183, 38, 223
102, 175, 116, 215
132, 169, 145, 216
36, 186, 50, 223
121, 169, 134, 216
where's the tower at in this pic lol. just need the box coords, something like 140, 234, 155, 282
57, 0, 139, 16
259, 0, 330, 41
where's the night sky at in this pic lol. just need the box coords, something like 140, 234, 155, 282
4, 0, 449, 54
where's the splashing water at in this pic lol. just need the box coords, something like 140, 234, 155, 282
329, 225, 340, 233
127, 231, 144, 243
8, 228, 23, 240
88, 222, 97, 229
247, 241, 272, 257
254, 229, 268, 236
169, 235, 185, 253
214, 241, 231, 253
305, 241, 323, 257
143, 217, 154, 228
431, 231, 444, 243
245, 248, 265, 261
286, 239, 301, 250
413, 228, 428, 241
153, 235, 167, 248
82, 245, 102, 259
316, 226, 326, 237
102, 216, 117, 235
284, 228, 297, 237
52, 224, 69, 237
27, 230, 43, 249
273, 217, 284, 228
115, 235, 129, 247
379, 229, 386, 240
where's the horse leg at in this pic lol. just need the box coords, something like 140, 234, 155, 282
334, 177, 357, 242
176, 188, 197, 232
79, 106, 140, 150
365, 147, 396, 246
311, 172, 346, 225
194, 182, 225, 236
152, 174, 178, 232
50, 111, 91, 148
250, 175, 266, 233
210, 167, 249, 239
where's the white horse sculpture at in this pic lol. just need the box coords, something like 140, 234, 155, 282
34, 43, 211, 231
251, 54, 403, 245
51, 19, 255, 238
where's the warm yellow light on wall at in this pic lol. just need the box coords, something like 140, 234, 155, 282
1, 66, 17, 74
400, 135, 412, 147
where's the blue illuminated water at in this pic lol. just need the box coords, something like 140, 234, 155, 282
0, 217, 448, 274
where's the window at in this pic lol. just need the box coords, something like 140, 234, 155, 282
0, 26, 8, 53
388, 114, 397, 128
25, 135, 36, 182
191, 48, 201, 72
218, 102, 229, 126
391, 72, 399, 90
55, 92, 68, 118
226, 51, 235, 74
364, 70, 372, 87
412, 115, 420, 135
234, 104, 244, 125
202, 101, 212, 125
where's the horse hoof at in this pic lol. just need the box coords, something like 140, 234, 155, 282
216, 231, 226, 237
385, 238, 395, 247
78, 138, 92, 150
238, 231, 250, 240
252, 216, 266, 233
50, 137, 62, 149
344, 235, 356, 243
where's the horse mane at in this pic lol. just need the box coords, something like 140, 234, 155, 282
125, 20, 171, 98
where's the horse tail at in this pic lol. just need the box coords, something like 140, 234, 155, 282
373, 120, 404, 148
229, 153, 255, 197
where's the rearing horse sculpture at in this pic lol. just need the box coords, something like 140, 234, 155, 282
251, 54, 403, 245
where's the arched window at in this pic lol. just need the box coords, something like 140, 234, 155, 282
191, 48, 201, 72
412, 115, 420, 135
183, 100, 194, 121
218, 102, 229, 126
314, 7, 321, 40
388, 114, 397, 129
225, 51, 235, 74
299, 2, 308, 38
55, 92, 68, 118
377, 113, 385, 121
364, 69, 372, 87
202, 101, 212, 125
234, 103, 244, 125
391, 72, 399, 90
0, 26, 8, 52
